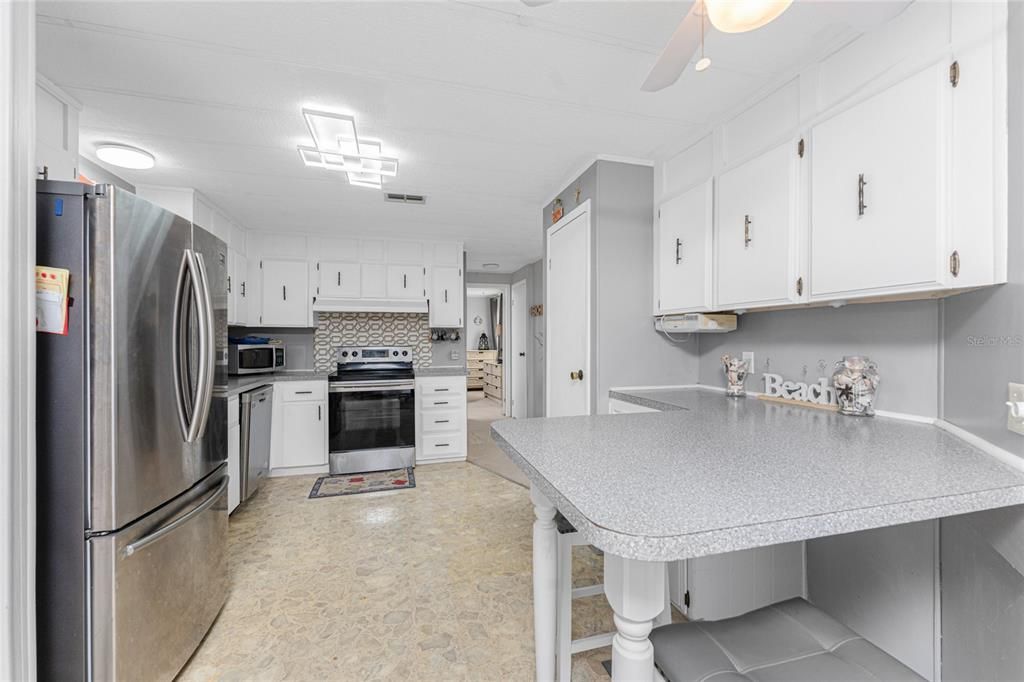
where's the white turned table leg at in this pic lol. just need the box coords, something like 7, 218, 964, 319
531, 484, 558, 682
604, 554, 666, 682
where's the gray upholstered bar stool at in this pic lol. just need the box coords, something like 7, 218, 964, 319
649, 597, 923, 681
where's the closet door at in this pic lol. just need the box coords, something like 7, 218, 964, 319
810, 62, 947, 299
716, 142, 801, 310
656, 179, 713, 314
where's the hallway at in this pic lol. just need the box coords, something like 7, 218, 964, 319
466, 392, 528, 488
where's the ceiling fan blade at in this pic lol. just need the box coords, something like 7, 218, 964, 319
521, 0, 555, 6
641, 1, 702, 92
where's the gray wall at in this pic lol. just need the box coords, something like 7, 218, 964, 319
541, 160, 700, 416
465, 271, 512, 286
511, 259, 545, 417
938, 5, 1024, 679
698, 300, 941, 416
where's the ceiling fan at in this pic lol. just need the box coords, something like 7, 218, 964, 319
519, 0, 793, 91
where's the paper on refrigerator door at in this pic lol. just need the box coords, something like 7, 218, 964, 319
36, 266, 70, 335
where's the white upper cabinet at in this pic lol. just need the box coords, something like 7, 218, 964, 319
429, 266, 463, 327
361, 264, 388, 298
387, 265, 425, 299
317, 261, 361, 299
232, 251, 249, 325
655, 179, 714, 314
429, 242, 462, 267
260, 259, 310, 327
388, 240, 424, 264
716, 141, 801, 310
811, 63, 946, 300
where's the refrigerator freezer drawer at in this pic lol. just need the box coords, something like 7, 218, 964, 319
89, 468, 229, 682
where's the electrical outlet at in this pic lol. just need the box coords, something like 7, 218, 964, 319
450, 349, 461, 361
1008, 383, 1024, 436
743, 351, 755, 370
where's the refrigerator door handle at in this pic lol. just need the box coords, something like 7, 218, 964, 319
172, 250, 194, 441
187, 251, 216, 442
123, 476, 228, 557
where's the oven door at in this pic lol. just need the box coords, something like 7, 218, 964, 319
329, 382, 415, 453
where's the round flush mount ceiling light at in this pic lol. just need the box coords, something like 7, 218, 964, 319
482, 263, 500, 270
705, 0, 793, 34
95, 144, 155, 170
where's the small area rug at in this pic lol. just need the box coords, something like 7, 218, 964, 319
308, 467, 416, 499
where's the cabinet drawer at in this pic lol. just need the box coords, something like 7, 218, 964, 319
420, 393, 465, 411
421, 409, 463, 434
421, 433, 464, 458
417, 378, 465, 396
278, 381, 326, 402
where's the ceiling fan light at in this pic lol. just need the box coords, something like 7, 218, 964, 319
705, 0, 793, 34
95, 144, 155, 170
695, 56, 712, 72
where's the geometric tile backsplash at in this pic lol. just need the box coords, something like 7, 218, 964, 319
313, 312, 433, 372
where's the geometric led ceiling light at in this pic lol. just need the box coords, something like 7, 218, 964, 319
297, 108, 398, 189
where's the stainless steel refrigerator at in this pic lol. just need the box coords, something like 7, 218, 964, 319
36, 181, 229, 681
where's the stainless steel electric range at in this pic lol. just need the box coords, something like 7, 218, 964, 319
328, 346, 416, 474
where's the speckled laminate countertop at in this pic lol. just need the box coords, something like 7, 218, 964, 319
225, 371, 328, 397
491, 387, 1024, 561
415, 366, 468, 377
608, 387, 696, 411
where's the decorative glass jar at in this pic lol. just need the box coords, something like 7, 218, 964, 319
831, 356, 880, 416
721, 354, 750, 397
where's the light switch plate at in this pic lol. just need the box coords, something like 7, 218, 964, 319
743, 351, 755, 370
1009, 383, 1024, 435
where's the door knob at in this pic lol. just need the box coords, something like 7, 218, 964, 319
570, 369, 584, 381
519, 352, 526, 357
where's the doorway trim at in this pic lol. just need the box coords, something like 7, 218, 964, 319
544, 199, 592, 418
2, 0, 38, 677
465, 281, 512, 416
509, 278, 528, 419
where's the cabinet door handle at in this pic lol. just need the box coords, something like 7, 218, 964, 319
744, 215, 752, 248
337, 272, 341, 286
241, 281, 246, 298
435, 443, 450, 448
282, 285, 287, 301
318, 405, 321, 421
950, 250, 961, 277
858, 173, 868, 217
295, 390, 313, 394
444, 289, 448, 303
675, 238, 682, 264
435, 419, 450, 424
434, 400, 449, 405
403, 274, 407, 288
227, 275, 232, 293
435, 388, 450, 392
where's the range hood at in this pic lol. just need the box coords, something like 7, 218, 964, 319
312, 297, 428, 314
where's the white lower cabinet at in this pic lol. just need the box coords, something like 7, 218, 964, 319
416, 376, 467, 463
227, 396, 240, 514
608, 396, 804, 619
270, 380, 328, 473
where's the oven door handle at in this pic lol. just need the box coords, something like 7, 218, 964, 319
330, 383, 415, 393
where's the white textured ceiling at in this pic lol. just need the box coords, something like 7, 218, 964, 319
37, 1, 908, 272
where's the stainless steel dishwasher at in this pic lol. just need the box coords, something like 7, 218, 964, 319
239, 384, 273, 503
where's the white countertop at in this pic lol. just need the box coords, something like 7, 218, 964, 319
491, 387, 1024, 561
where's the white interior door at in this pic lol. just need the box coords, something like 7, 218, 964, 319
546, 205, 591, 418
510, 279, 528, 419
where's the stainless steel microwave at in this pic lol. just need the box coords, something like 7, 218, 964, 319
228, 344, 285, 375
